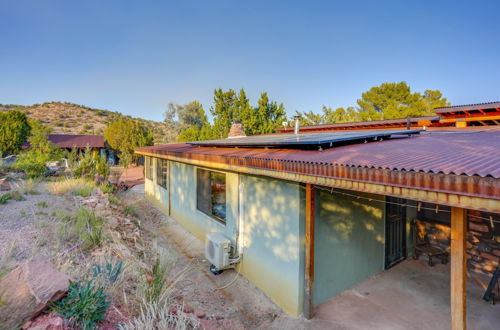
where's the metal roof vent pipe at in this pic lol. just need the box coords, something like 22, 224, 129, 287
293, 115, 302, 135
227, 122, 246, 139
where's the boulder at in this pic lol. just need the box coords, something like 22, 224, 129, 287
0, 178, 11, 191
0, 256, 70, 329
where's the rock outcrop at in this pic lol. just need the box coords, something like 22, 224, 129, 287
0, 256, 70, 329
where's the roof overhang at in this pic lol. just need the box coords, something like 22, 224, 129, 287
135, 148, 500, 213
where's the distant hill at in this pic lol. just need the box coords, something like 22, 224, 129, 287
0, 102, 175, 143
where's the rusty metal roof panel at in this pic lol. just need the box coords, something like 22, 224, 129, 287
47, 134, 104, 148
137, 129, 500, 178
276, 116, 440, 132
434, 101, 500, 113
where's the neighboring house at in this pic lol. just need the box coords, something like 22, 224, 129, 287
46, 134, 117, 164
135, 103, 500, 326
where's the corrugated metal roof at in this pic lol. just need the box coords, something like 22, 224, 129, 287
276, 116, 440, 132
435, 102, 500, 113
138, 128, 500, 178
47, 134, 104, 148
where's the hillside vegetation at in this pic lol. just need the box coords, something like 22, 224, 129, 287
0, 102, 173, 143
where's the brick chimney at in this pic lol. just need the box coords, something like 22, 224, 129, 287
227, 123, 246, 138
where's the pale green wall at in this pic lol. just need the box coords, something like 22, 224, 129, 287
313, 189, 385, 306
169, 161, 238, 244
239, 175, 305, 316
151, 160, 306, 316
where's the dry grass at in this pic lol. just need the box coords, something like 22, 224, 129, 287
47, 178, 95, 196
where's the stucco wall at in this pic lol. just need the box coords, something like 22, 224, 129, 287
144, 158, 169, 215
169, 161, 238, 242
313, 188, 385, 306
239, 175, 305, 316
147, 159, 306, 316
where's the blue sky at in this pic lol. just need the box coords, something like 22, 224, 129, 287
1, 0, 499, 122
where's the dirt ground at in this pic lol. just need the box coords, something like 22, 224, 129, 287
0, 180, 76, 273
123, 185, 284, 329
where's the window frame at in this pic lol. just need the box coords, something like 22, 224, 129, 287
196, 168, 227, 224
145, 156, 154, 181
156, 159, 168, 189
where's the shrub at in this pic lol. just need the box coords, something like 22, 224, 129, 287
74, 147, 109, 181
92, 257, 124, 285
118, 298, 199, 330
47, 178, 95, 196
100, 183, 115, 194
9, 191, 26, 201
51, 281, 110, 330
36, 201, 48, 208
139, 244, 176, 303
124, 204, 138, 218
0, 193, 12, 204
75, 207, 106, 248
108, 194, 119, 205
14, 120, 62, 178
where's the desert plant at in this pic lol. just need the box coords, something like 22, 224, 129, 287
21, 178, 39, 195
124, 204, 138, 218
75, 207, 106, 248
9, 190, 26, 201
92, 257, 124, 285
118, 297, 199, 330
51, 280, 110, 330
100, 183, 115, 194
0, 193, 11, 204
36, 201, 48, 208
108, 194, 120, 205
47, 178, 95, 196
139, 243, 176, 303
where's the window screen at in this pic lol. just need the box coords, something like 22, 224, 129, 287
196, 168, 226, 223
156, 159, 168, 188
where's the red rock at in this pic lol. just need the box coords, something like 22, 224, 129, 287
184, 304, 194, 314
194, 310, 206, 319
0, 256, 70, 329
0, 178, 11, 191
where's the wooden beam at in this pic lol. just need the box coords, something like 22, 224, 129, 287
304, 183, 316, 319
451, 207, 467, 330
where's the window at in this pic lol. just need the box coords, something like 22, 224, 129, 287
196, 168, 226, 223
156, 159, 168, 189
145, 156, 154, 180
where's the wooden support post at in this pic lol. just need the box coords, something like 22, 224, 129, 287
451, 207, 467, 330
304, 184, 315, 319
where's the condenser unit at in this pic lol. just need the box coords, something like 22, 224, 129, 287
205, 232, 232, 271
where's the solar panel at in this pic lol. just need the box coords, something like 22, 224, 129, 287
188, 129, 422, 149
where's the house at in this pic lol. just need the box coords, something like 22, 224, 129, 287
135, 103, 500, 328
46, 134, 116, 164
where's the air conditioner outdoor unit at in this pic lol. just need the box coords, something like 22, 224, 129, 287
205, 232, 232, 271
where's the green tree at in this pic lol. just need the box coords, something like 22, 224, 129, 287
0, 110, 31, 155
173, 101, 211, 142
104, 119, 153, 162
14, 120, 61, 177
356, 82, 449, 120
322, 106, 360, 124
251, 92, 287, 134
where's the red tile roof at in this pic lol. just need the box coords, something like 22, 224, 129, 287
137, 128, 500, 178
47, 134, 104, 148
